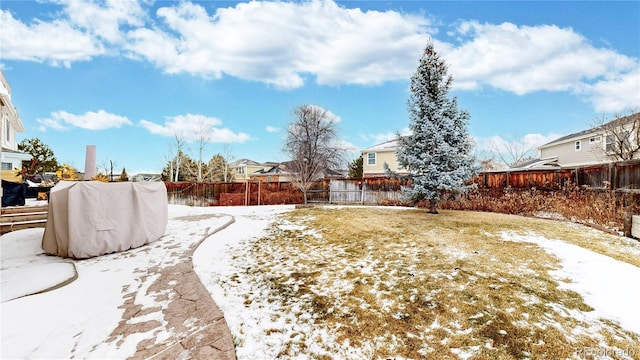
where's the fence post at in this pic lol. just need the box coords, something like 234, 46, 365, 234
329, 178, 333, 203
361, 178, 365, 205
612, 162, 618, 190
624, 208, 633, 238
607, 163, 613, 190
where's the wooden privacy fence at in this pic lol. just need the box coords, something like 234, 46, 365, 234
166, 160, 640, 207
165, 178, 410, 206
328, 178, 408, 204
165, 181, 303, 206
477, 159, 640, 191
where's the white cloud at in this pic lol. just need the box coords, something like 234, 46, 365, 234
441, 21, 639, 111
55, 0, 147, 44
265, 126, 280, 133
474, 133, 562, 164
2, 1, 637, 113
36, 118, 68, 132
308, 105, 342, 123
0, 10, 104, 66
334, 138, 362, 164
360, 128, 411, 146
1, 0, 145, 63
140, 113, 250, 143
125, 0, 432, 89
580, 68, 640, 113
37, 110, 132, 130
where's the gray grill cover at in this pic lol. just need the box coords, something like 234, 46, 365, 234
42, 181, 168, 259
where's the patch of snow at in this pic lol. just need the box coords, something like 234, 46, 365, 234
501, 231, 640, 335
534, 211, 565, 220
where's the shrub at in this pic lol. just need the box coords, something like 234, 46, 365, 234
439, 182, 632, 232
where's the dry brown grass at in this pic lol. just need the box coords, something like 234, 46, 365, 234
242, 207, 640, 359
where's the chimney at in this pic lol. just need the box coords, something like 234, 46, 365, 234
85, 145, 96, 179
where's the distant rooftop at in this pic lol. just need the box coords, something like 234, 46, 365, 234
541, 112, 640, 148
363, 138, 399, 152
229, 158, 262, 166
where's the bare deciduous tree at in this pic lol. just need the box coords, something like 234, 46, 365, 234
222, 144, 235, 182
162, 131, 189, 182
172, 131, 187, 182
190, 119, 214, 183
284, 104, 345, 204
489, 136, 537, 168
595, 109, 640, 162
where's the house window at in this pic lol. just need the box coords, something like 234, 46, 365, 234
589, 136, 601, 143
367, 152, 376, 165
4, 118, 9, 143
605, 135, 615, 152
575, 141, 581, 151
1, 162, 12, 170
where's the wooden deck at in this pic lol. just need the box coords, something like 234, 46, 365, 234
1, 205, 48, 235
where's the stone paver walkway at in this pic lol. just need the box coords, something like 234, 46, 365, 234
121, 258, 235, 360
115, 214, 237, 360
1, 209, 238, 360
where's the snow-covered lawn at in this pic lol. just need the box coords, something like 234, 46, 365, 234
2, 204, 640, 359
195, 206, 640, 359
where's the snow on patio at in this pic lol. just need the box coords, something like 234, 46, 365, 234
1, 204, 253, 359
2, 204, 640, 359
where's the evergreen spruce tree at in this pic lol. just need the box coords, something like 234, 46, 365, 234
397, 40, 477, 213
119, 167, 129, 182
348, 155, 363, 179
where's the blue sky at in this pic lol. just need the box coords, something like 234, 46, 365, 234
1, 0, 639, 175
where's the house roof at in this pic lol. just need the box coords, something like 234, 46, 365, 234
131, 173, 162, 181
251, 161, 346, 178
540, 112, 640, 148
252, 163, 289, 175
229, 158, 262, 167
362, 138, 399, 152
509, 157, 560, 170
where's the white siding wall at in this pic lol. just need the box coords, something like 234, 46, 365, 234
1, 110, 18, 151
362, 150, 409, 177
540, 134, 609, 167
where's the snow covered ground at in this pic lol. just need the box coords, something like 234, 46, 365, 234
2, 204, 640, 359
501, 231, 640, 335
1, 203, 258, 359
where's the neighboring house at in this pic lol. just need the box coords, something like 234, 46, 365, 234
539, 112, 640, 168
507, 157, 560, 170
228, 159, 270, 182
1, 70, 31, 193
249, 161, 347, 182
249, 162, 293, 183
131, 173, 162, 182
362, 138, 410, 178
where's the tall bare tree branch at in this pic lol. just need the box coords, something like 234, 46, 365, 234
284, 105, 345, 203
